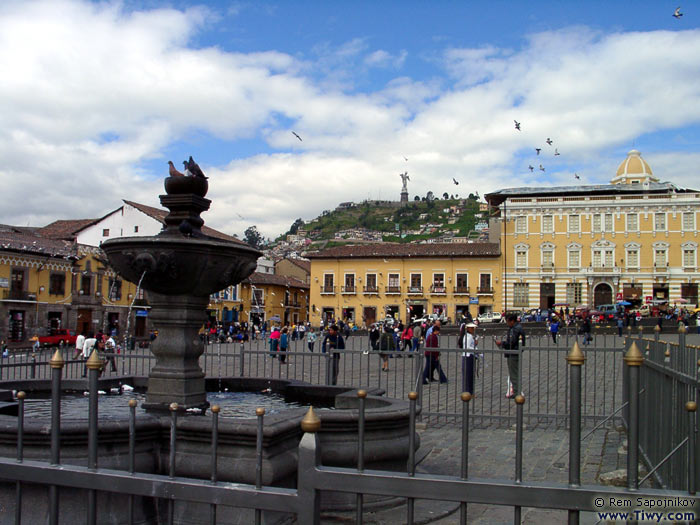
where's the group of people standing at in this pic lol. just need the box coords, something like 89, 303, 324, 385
73, 331, 118, 376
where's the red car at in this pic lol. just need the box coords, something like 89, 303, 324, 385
38, 329, 78, 347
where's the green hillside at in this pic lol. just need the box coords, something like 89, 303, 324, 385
281, 195, 485, 243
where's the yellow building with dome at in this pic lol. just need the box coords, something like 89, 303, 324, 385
485, 150, 700, 311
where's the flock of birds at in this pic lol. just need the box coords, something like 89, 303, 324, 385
168, 156, 208, 179
514, 120, 575, 178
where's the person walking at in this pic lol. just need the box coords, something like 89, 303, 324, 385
400, 324, 413, 352
307, 327, 317, 352
461, 322, 478, 394
616, 316, 624, 337
279, 327, 289, 364
378, 324, 395, 371
495, 314, 526, 398
580, 315, 592, 346
412, 322, 422, 352
74, 332, 86, 359
550, 317, 560, 344
368, 323, 380, 351
269, 326, 280, 358
81, 332, 97, 377
322, 325, 345, 385
104, 334, 118, 372
422, 324, 447, 384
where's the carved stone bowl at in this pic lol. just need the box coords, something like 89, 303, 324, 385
164, 175, 208, 198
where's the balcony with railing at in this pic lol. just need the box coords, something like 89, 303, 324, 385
477, 287, 494, 295
284, 300, 300, 308
341, 285, 356, 294
385, 285, 401, 294
320, 285, 336, 295
363, 286, 379, 294
407, 286, 423, 295
2, 289, 33, 301
430, 285, 446, 295
453, 286, 470, 295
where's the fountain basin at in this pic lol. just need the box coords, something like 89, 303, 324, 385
0, 377, 419, 523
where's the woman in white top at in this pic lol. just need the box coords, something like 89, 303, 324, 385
461, 323, 478, 394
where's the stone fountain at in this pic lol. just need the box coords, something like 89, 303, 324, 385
101, 168, 261, 411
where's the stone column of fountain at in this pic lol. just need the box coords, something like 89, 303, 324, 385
102, 165, 260, 412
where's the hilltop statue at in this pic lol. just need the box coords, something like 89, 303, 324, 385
399, 171, 410, 193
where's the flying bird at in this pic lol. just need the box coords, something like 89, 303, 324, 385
292, 131, 302, 141
554, 149, 561, 156
453, 178, 459, 185
539, 165, 545, 172
546, 138, 553, 146
535, 148, 541, 155
574, 173, 580, 180
673, 6, 683, 18
404, 156, 408, 161
528, 165, 534, 172
185, 156, 208, 179
514, 120, 521, 131
168, 161, 184, 177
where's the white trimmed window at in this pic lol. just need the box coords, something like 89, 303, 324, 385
568, 215, 580, 233
654, 212, 667, 231
626, 213, 638, 232
568, 249, 580, 269
542, 249, 553, 267
566, 283, 582, 305
515, 216, 527, 234
604, 213, 613, 232
682, 242, 697, 268
513, 283, 529, 307
626, 249, 639, 268
683, 212, 695, 231
516, 249, 527, 269
542, 215, 553, 233
593, 214, 601, 233
654, 249, 667, 267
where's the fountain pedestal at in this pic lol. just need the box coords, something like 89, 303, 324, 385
141, 293, 209, 411
102, 172, 261, 413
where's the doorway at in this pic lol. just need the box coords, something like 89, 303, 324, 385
9, 310, 25, 342
539, 283, 556, 309
363, 307, 376, 327
594, 283, 613, 308
77, 309, 92, 336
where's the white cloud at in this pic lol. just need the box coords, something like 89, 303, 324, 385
2, 1, 700, 240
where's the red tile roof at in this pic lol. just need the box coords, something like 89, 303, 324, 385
36, 219, 99, 241
123, 200, 246, 245
278, 257, 311, 273
307, 242, 500, 259
0, 230, 77, 258
242, 272, 309, 289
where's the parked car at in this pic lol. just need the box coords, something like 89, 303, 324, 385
630, 304, 651, 317
596, 304, 620, 320
38, 329, 77, 347
477, 311, 502, 323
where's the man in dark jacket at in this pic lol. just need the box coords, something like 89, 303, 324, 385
422, 325, 447, 384
322, 325, 345, 385
495, 313, 526, 398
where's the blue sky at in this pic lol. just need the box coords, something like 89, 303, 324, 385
1, 1, 699, 237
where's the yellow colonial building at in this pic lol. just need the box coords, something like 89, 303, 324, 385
485, 150, 700, 310
239, 272, 309, 328
0, 225, 145, 344
308, 243, 501, 327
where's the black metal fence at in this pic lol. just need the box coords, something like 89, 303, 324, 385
1, 344, 699, 524
1, 330, 628, 429
623, 326, 700, 491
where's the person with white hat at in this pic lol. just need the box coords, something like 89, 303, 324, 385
462, 323, 478, 394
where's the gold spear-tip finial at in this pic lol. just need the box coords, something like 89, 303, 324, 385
679, 324, 687, 334
654, 324, 661, 333
566, 341, 585, 366
255, 407, 264, 417
86, 349, 103, 370
514, 394, 526, 405
686, 401, 697, 413
169, 402, 179, 412
301, 406, 321, 433
212, 405, 221, 414
624, 341, 644, 366
357, 389, 367, 399
461, 392, 472, 402
128, 399, 137, 408
49, 349, 65, 369
408, 391, 418, 401
16, 391, 26, 400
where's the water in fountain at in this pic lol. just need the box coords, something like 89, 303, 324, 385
122, 270, 146, 352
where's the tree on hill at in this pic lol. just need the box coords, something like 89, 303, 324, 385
442, 192, 449, 200
414, 195, 420, 201
288, 218, 304, 235
244, 226, 263, 249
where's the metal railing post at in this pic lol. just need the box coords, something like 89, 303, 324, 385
128, 399, 137, 525
168, 403, 178, 525
514, 394, 525, 524
30, 354, 36, 379
460, 392, 472, 525
86, 350, 102, 525
239, 341, 245, 377
49, 350, 64, 525
255, 407, 264, 525
687, 401, 697, 495
624, 342, 644, 490
15, 391, 25, 525
566, 342, 585, 524
356, 390, 367, 524
297, 408, 321, 525
407, 392, 417, 525
325, 352, 332, 386
210, 405, 220, 525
